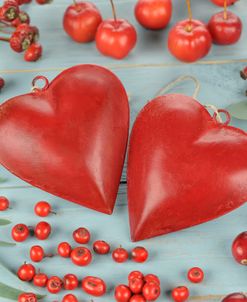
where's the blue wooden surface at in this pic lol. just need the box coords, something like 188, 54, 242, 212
0, 0, 247, 301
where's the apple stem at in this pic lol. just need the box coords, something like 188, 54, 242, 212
109, 0, 117, 23
223, 0, 228, 20
186, 0, 193, 31
0, 36, 10, 42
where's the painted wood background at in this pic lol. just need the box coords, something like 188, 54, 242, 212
0, 0, 247, 301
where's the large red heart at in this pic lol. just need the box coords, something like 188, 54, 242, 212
128, 94, 247, 241
0, 65, 129, 214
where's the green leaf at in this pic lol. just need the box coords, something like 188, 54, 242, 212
0, 282, 45, 300
0, 241, 16, 247
0, 219, 11, 226
226, 100, 247, 120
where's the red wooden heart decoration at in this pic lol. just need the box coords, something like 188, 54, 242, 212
128, 94, 247, 241
0, 65, 129, 214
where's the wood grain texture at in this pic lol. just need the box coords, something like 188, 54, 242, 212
0, 0, 247, 301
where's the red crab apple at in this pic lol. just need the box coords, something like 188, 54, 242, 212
63, 1, 102, 43
135, 0, 172, 30
222, 293, 247, 302
95, 0, 137, 59
208, 10, 242, 45
211, 0, 238, 6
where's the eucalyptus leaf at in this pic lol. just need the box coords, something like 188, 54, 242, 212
0, 241, 16, 247
226, 100, 247, 120
0, 282, 44, 301
0, 219, 11, 226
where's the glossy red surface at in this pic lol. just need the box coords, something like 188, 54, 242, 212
128, 94, 247, 241
0, 65, 129, 214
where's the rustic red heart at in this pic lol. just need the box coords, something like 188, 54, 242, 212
128, 94, 247, 241
0, 65, 129, 214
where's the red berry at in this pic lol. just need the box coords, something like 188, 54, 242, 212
222, 293, 247, 302
144, 274, 160, 285
115, 284, 132, 302
24, 43, 42, 62
63, 1, 102, 43
129, 295, 146, 302
18, 292, 37, 302
168, 19, 212, 63
0, 77, 5, 90
172, 286, 190, 302
187, 267, 204, 283
34, 201, 52, 217
135, 0, 172, 30
30, 245, 44, 262
128, 271, 144, 281
58, 242, 72, 258
0, 0, 19, 21
93, 240, 110, 254
82, 276, 106, 297
208, 11, 242, 45
142, 281, 160, 301
62, 294, 78, 302
34, 221, 51, 240
232, 232, 247, 265
211, 0, 238, 6
12, 11, 30, 27
129, 278, 144, 294
240, 67, 247, 80
0, 196, 9, 210
17, 263, 36, 281
33, 273, 48, 287
131, 246, 148, 263
63, 274, 78, 290
36, 0, 51, 4
73, 227, 90, 244
47, 276, 63, 294
96, 19, 137, 59
12, 224, 29, 242
112, 247, 128, 263
70, 246, 92, 266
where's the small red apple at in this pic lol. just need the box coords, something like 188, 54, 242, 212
135, 0, 172, 30
211, 0, 238, 7
168, 19, 212, 62
222, 293, 247, 302
63, 1, 102, 43
208, 11, 242, 45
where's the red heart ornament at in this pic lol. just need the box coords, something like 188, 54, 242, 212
128, 94, 247, 241
0, 65, 129, 214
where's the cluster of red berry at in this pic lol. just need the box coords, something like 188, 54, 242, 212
0, 0, 50, 61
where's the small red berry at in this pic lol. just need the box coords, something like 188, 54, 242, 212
93, 240, 110, 254
131, 246, 148, 263
222, 293, 247, 302
112, 247, 128, 263
82, 276, 106, 297
144, 274, 160, 285
34, 201, 53, 217
30, 245, 44, 262
63, 274, 78, 290
24, 43, 42, 62
36, 0, 51, 4
12, 224, 29, 242
240, 67, 247, 80
0, 0, 19, 21
142, 281, 160, 301
129, 294, 146, 302
128, 271, 144, 281
115, 284, 132, 302
187, 267, 204, 283
58, 242, 72, 258
0, 196, 9, 210
0, 77, 5, 90
17, 263, 36, 281
172, 286, 190, 302
33, 273, 48, 287
73, 227, 90, 244
18, 292, 37, 302
34, 221, 51, 240
232, 232, 247, 265
62, 294, 78, 302
129, 278, 144, 294
12, 11, 30, 27
70, 246, 92, 266
47, 276, 63, 294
